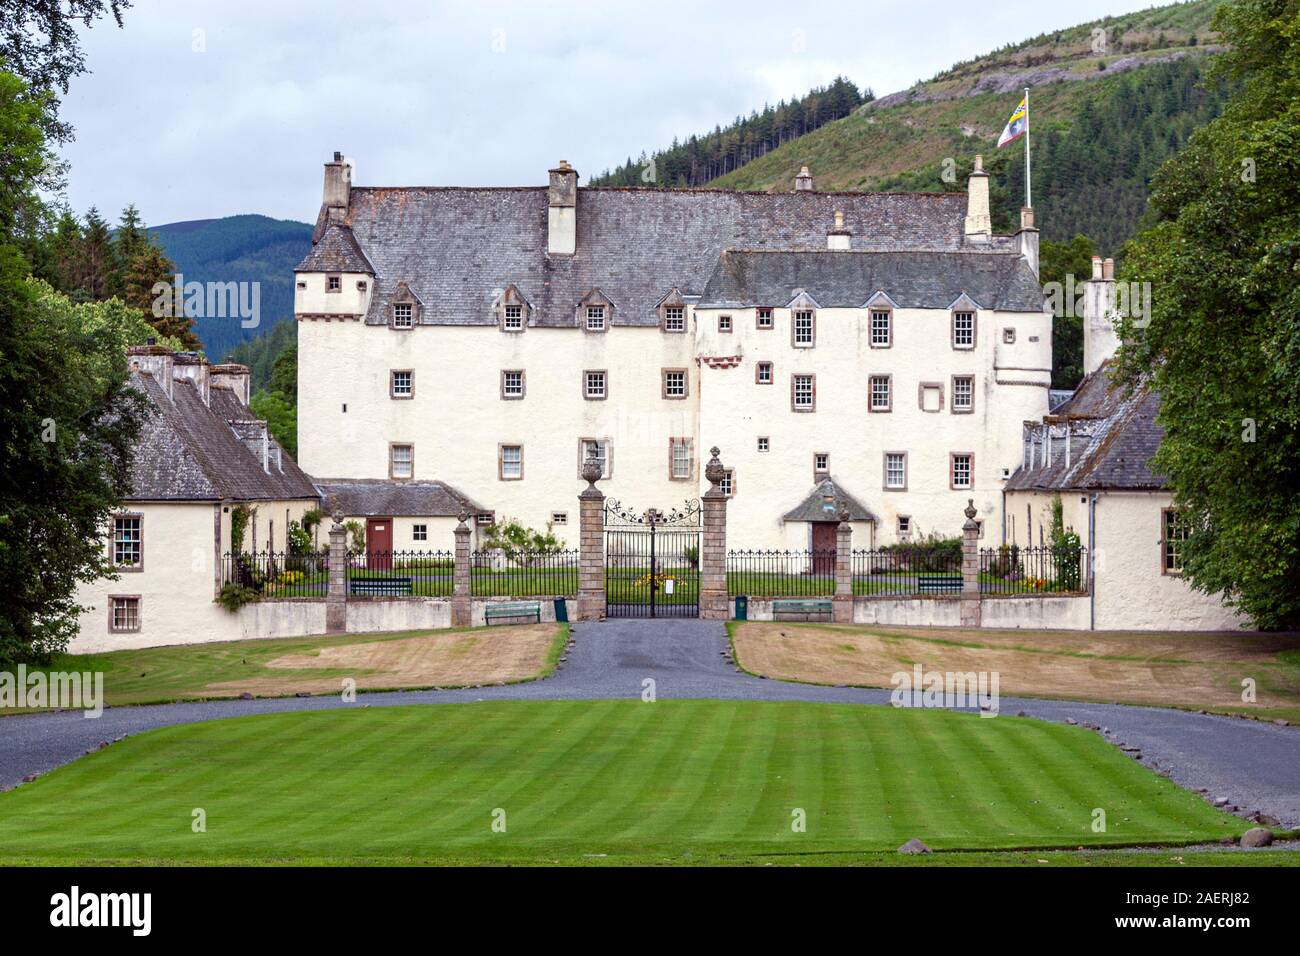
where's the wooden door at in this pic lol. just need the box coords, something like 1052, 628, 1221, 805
366, 517, 393, 570
811, 522, 837, 574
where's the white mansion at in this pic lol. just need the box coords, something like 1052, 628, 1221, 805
295, 153, 1051, 553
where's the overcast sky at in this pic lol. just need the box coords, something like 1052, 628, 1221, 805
58, 0, 1159, 226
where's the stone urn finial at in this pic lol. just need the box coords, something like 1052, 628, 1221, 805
964, 498, 977, 521
581, 456, 603, 488
330, 508, 344, 531
704, 446, 725, 487
456, 511, 470, 528
839, 507, 851, 525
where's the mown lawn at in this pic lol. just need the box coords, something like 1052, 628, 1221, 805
0, 700, 1252, 865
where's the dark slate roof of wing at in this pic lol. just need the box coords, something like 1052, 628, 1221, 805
126, 373, 320, 502
294, 222, 375, 274
314, 479, 486, 518
699, 249, 1044, 311
304, 186, 1020, 328
1005, 361, 1167, 492
783, 477, 878, 523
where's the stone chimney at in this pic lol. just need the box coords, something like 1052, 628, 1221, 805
127, 345, 174, 401
547, 160, 578, 256
1016, 206, 1040, 277
794, 166, 813, 191
324, 151, 352, 224
1083, 255, 1120, 375
210, 363, 252, 405
172, 352, 211, 406
826, 210, 851, 251
964, 155, 991, 240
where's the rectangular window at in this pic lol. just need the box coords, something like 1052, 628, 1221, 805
390, 444, 414, 479
392, 303, 413, 328
580, 439, 610, 479
503, 305, 523, 331
499, 444, 523, 480
756, 307, 773, 329
663, 305, 685, 332
793, 310, 815, 346
1163, 509, 1189, 573
870, 310, 892, 347
390, 370, 413, 399
501, 369, 525, 399
476, 513, 495, 526
885, 452, 907, 490
112, 515, 141, 568
662, 369, 687, 399
586, 305, 606, 331
950, 452, 973, 490
898, 515, 911, 536
109, 595, 140, 633
953, 310, 975, 348
792, 374, 815, 411
814, 453, 829, 475
757, 436, 770, 453
720, 469, 735, 497
412, 524, 428, 542
869, 374, 892, 412
952, 375, 974, 413
719, 314, 732, 333
552, 512, 568, 525
1003, 327, 1016, 344
584, 370, 607, 400
756, 361, 773, 385
669, 438, 693, 480
326, 275, 341, 293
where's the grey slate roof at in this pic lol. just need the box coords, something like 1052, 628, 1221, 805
315, 479, 486, 518
698, 249, 1044, 311
127, 373, 319, 502
1005, 361, 1167, 492
294, 222, 374, 274
299, 186, 1022, 328
783, 477, 878, 523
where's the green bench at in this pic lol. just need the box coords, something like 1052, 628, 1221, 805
917, 575, 962, 594
350, 577, 413, 596
485, 600, 542, 625
771, 598, 833, 621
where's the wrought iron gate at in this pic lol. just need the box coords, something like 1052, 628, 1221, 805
605, 499, 701, 618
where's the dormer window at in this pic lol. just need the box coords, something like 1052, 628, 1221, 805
586, 306, 606, 331
392, 303, 413, 329
503, 305, 523, 330
326, 275, 341, 293
388, 281, 421, 329
663, 306, 685, 332
952, 310, 976, 349
497, 285, 530, 331
793, 309, 815, 347
870, 309, 892, 347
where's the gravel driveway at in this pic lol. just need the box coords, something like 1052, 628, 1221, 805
3, 619, 1298, 826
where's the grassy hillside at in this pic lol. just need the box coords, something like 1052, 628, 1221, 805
150, 214, 311, 359
706, 0, 1227, 252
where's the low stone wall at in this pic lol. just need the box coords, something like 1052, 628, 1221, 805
980, 593, 1091, 630
735, 593, 1091, 629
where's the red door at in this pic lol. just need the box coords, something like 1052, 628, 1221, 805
811, 522, 837, 574
366, 517, 393, 571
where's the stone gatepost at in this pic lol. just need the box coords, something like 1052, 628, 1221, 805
834, 508, 853, 623
326, 513, 348, 633
577, 458, 606, 621
452, 512, 472, 627
699, 446, 730, 620
960, 498, 982, 627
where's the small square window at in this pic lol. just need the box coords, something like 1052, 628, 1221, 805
792, 374, 815, 411
756, 308, 773, 329
814, 453, 829, 474
584, 370, 607, 400
756, 361, 773, 385
719, 314, 732, 333
500, 445, 523, 480
757, 436, 770, 453
326, 275, 341, 293
951, 453, 973, 490
1003, 327, 1016, 344
392, 303, 413, 328
870, 310, 891, 347
390, 444, 414, 479
391, 370, 413, 398
476, 513, 494, 526
412, 524, 428, 541
869, 375, 891, 412
503, 305, 524, 331
897, 515, 912, 536
586, 305, 606, 331
552, 512, 568, 525
109, 596, 140, 633
502, 369, 525, 399
663, 306, 685, 332
663, 369, 687, 399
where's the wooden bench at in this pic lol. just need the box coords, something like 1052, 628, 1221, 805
349, 576, 413, 596
917, 575, 962, 595
771, 598, 833, 621
485, 600, 542, 625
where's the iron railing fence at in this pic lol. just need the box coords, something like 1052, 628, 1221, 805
850, 548, 963, 596
221, 550, 329, 599
980, 545, 1088, 594
727, 549, 836, 596
471, 548, 580, 597
346, 549, 455, 596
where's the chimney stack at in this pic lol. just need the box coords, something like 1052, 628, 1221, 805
547, 160, 578, 256
1016, 206, 1040, 277
794, 166, 813, 191
963, 155, 991, 240
827, 210, 851, 251
172, 352, 211, 406
1083, 255, 1120, 376
323, 151, 352, 224
211, 363, 252, 405
127, 345, 174, 401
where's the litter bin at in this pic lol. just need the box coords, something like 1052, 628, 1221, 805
734, 594, 748, 621
553, 597, 569, 623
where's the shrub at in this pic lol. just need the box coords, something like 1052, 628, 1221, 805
217, 582, 259, 612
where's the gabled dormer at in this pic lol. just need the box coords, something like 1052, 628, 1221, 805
577, 289, 614, 332
657, 288, 687, 333
787, 289, 819, 348
495, 284, 531, 333
947, 292, 982, 350
388, 281, 423, 330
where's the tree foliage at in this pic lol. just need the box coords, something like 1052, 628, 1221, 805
1117, 0, 1300, 629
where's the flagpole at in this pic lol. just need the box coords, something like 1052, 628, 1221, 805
1024, 86, 1031, 209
